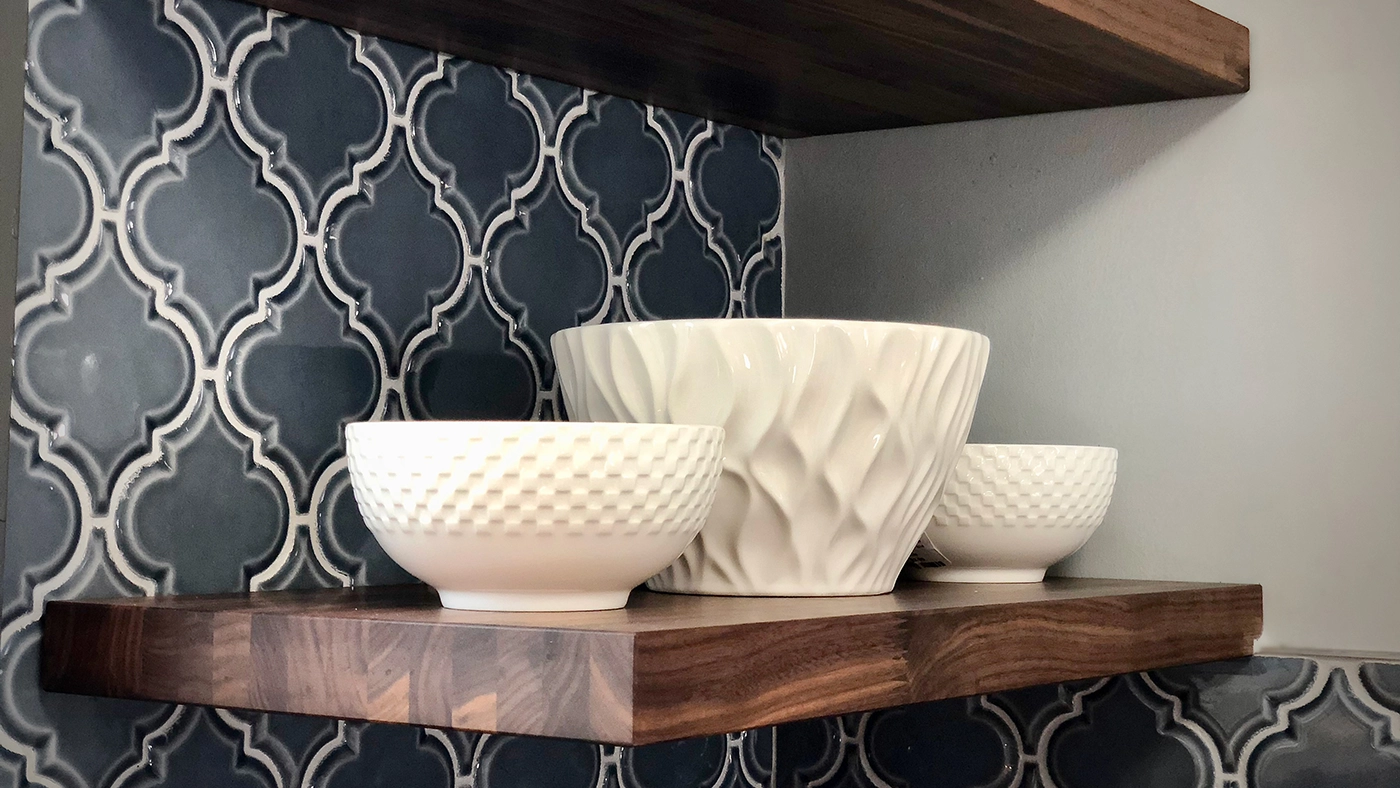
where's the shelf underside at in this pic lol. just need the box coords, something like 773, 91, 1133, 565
253, 0, 1250, 137
42, 578, 1262, 744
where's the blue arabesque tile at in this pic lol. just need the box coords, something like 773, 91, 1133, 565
236, 17, 385, 225
1250, 669, 1400, 788
28, 0, 200, 201
16, 111, 89, 302
864, 698, 1018, 788
7, 0, 783, 784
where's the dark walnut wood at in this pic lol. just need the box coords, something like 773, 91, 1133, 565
254, 0, 1250, 137
249, 0, 1250, 138
42, 578, 1261, 744
271, 0, 1247, 138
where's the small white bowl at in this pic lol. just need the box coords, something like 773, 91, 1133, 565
345, 420, 725, 611
909, 444, 1118, 583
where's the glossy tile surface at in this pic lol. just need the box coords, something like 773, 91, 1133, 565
6, 0, 780, 784
773, 655, 1400, 788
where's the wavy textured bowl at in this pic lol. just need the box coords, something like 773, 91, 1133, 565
345, 421, 725, 610
910, 444, 1118, 583
553, 319, 990, 596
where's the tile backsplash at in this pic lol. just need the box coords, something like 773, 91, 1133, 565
4, 0, 778, 783
5, 2, 1400, 788
776, 654, 1400, 788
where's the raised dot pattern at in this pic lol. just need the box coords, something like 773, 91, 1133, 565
347, 428, 725, 537
932, 445, 1118, 530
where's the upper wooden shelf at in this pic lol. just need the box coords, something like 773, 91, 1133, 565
257, 0, 1250, 137
42, 578, 1261, 744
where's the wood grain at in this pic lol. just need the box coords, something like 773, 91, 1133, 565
41, 579, 1262, 744
243, 0, 1249, 137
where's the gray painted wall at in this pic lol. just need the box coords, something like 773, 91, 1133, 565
786, 0, 1400, 653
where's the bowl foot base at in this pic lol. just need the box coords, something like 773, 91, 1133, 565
909, 567, 1048, 583
646, 584, 895, 597
436, 589, 631, 611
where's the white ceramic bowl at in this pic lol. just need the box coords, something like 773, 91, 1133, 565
909, 444, 1118, 583
345, 420, 725, 611
553, 319, 990, 596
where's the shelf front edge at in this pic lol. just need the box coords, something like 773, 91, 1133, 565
40, 597, 642, 743
40, 580, 1262, 745
628, 582, 1262, 742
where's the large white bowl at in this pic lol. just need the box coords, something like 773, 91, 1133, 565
345, 420, 725, 611
909, 444, 1118, 583
553, 319, 990, 596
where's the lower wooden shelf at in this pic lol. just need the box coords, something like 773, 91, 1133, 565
41, 578, 1261, 745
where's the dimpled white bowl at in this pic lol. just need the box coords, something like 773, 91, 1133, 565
345, 421, 725, 611
910, 444, 1118, 583
552, 319, 990, 596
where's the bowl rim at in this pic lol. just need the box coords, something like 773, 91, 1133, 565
345, 419, 724, 435
553, 317, 988, 339
963, 443, 1118, 453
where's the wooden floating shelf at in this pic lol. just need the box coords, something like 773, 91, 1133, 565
42, 578, 1261, 744
256, 0, 1250, 138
